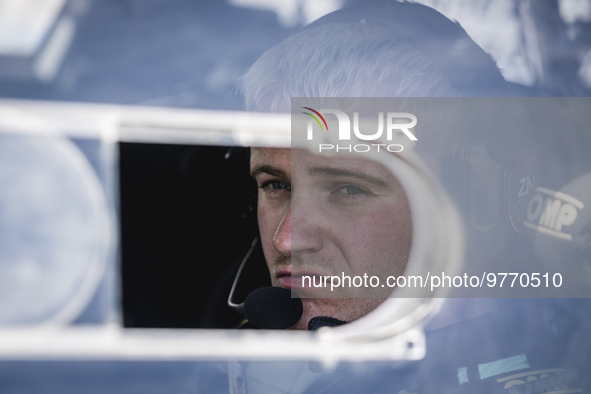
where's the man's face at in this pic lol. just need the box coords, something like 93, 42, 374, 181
250, 147, 412, 330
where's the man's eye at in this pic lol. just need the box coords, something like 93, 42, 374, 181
269, 181, 288, 190
341, 185, 366, 195
260, 180, 290, 193
334, 185, 371, 200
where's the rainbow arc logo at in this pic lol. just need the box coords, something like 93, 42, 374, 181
302, 107, 328, 131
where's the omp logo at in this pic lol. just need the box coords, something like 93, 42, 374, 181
524, 187, 584, 240
302, 107, 417, 153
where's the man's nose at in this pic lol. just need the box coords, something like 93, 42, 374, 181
273, 194, 324, 256
272, 205, 291, 255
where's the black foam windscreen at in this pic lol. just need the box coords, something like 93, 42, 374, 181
308, 316, 347, 331
242, 287, 303, 329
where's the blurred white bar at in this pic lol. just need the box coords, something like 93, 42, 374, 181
0, 326, 424, 361
0, 99, 291, 147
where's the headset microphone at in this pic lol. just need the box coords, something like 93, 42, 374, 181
235, 286, 303, 329
228, 239, 303, 329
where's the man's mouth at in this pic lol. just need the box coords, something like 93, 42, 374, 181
276, 269, 331, 291
275, 269, 293, 289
